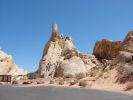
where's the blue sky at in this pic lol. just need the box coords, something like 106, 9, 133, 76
0, 0, 133, 72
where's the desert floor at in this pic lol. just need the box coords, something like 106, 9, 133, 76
0, 85, 133, 100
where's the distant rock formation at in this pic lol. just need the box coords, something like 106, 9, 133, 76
38, 24, 98, 78
0, 50, 28, 76
93, 39, 122, 59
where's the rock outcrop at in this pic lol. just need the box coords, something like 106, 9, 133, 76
93, 39, 122, 59
38, 24, 98, 78
122, 31, 133, 53
92, 31, 133, 88
0, 50, 28, 76
38, 24, 133, 90
115, 31, 133, 63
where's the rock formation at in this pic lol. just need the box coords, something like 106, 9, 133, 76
0, 50, 28, 76
93, 39, 122, 59
122, 31, 133, 53
116, 31, 133, 63
38, 24, 98, 78
38, 24, 133, 90
91, 31, 133, 90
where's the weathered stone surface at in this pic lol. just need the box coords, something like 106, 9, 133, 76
38, 24, 97, 78
93, 39, 122, 59
122, 31, 133, 53
0, 50, 28, 76
59, 56, 87, 77
117, 51, 133, 62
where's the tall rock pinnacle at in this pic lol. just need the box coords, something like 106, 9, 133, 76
51, 23, 58, 38
38, 24, 97, 78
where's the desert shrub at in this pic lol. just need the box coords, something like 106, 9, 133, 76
12, 81, 18, 84
79, 80, 87, 87
116, 65, 133, 84
22, 81, 32, 84
49, 80, 54, 84
27, 71, 40, 79
116, 65, 125, 74
69, 80, 78, 86
124, 82, 133, 91
75, 73, 86, 79
64, 74, 74, 78
116, 72, 133, 84
37, 81, 44, 84
58, 80, 64, 85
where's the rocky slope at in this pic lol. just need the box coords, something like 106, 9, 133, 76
0, 50, 28, 76
89, 31, 133, 91
38, 24, 98, 78
38, 24, 133, 91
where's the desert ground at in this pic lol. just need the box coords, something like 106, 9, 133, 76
0, 85, 133, 100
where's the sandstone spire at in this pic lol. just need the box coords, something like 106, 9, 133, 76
51, 23, 58, 38
38, 24, 97, 78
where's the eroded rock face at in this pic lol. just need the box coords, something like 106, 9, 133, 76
38, 24, 98, 78
60, 56, 88, 76
93, 39, 122, 60
0, 50, 28, 76
122, 31, 133, 53
117, 51, 133, 62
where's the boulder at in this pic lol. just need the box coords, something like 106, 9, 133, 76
59, 56, 88, 77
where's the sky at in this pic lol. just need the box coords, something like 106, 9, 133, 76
0, 0, 133, 72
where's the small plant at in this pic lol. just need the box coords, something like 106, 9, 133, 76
58, 80, 64, 85
37, 81, 44, 84
27, 71, 40, 79
64, 74, 74, 78
79, 80, 87, 87
75, 73, 86, 79
49, 80, 54, 84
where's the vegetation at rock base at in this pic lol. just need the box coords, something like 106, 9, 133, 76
27, 70, 40, 79
78, 80, 87, 87
75, 73, 86, 79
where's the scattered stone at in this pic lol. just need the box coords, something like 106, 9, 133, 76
58, 80, 64, 85
49, 80, 54, 84
12, 81, 18, 84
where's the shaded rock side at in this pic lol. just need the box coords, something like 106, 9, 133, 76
93, 39, 122, 60
0, 50, 28, 76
